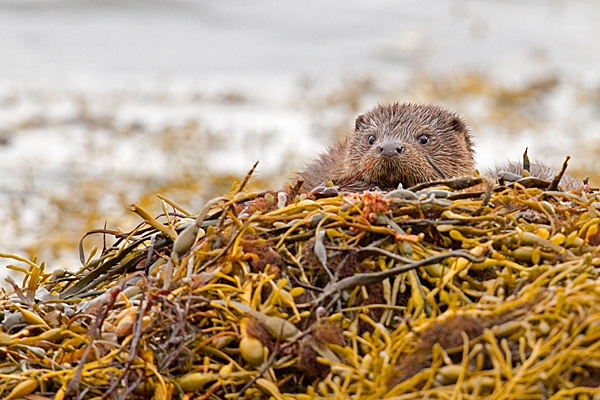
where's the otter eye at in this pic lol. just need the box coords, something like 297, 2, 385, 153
368, 135, 376, 145
418, 135, 429, 145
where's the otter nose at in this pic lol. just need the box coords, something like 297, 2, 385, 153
377, 142, 405, 157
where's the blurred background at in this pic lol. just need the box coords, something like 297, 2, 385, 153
2, 0, 600, 281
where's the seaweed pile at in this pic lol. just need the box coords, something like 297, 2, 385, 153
2, 163, 600, 399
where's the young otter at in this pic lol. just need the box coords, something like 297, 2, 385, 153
298, 103, 475, 191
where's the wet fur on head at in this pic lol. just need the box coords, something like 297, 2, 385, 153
297, 102, 475, 191
338, 103, 475, 189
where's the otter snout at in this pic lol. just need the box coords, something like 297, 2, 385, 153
377, 141, 405, 157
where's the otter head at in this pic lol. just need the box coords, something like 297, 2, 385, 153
342, 103, 475, 189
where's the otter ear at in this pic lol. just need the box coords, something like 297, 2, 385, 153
449, 115, 474, 149
355, 114, 367, 132
449, 116, 467, 133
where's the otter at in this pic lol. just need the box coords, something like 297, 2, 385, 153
488, 160, 581, 190
297, 103, 476, 191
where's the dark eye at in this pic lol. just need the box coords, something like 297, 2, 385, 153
368, 135, 376, 145
418, 135, 429, 145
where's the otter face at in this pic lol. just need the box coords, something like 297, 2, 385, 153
344, 103, 475, 189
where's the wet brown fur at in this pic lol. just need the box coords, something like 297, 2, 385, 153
489, 160, 581, 190
298, 103, 475, 191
